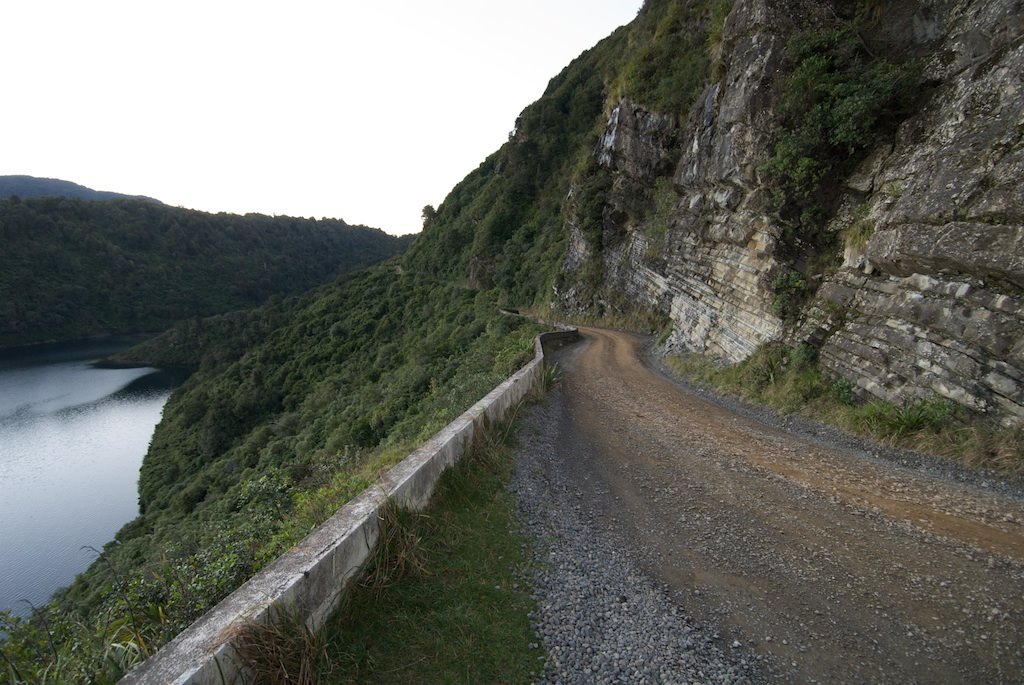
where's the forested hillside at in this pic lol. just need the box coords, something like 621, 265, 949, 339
0, 175, 160, 203
407, 0, 726, 310
0, 264, 543, 682
0, 196, 410, 346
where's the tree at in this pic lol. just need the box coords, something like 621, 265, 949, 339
421, 204, 437, 228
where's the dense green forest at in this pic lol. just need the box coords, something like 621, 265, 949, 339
0, 196, 411, 347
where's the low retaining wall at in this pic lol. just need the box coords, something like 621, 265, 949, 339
121, 329, 578, 684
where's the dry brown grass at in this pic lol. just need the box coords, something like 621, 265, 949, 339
229, 603, 330, 685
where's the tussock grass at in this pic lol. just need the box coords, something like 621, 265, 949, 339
227, 410, 543, 684
357, 501, 431, 598
319, 417, 540, 684
230, 603, 329, 685
541, 362, 563, 392
668, 344, 1024, 476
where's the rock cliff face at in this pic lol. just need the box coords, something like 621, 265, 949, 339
812, 0, 1024, 423
557, 0, 1024, 424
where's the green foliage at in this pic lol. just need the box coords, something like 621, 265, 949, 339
670, 343, 828, 414
644, 176, 677, 244
0, 597, 152, 684
420, 204, 437, 227
403, 29, 627, 305
355, 500, 431, 598
842, 202, 875, 252
321, 420, 539, 684
394, 0, 728, 332
763, 23, 919, 238
770, 269, 810, 322
0, 197, 409, 347
575, 164, 615, 240
758, 18, 921, 323
850, 398, 958, 441
542, 362, 563, 391
614, 0, 722, 114
707, 0, 733, 53
1, 263, 542, 680
829, 377, 857, 406
403, 0, 722, 314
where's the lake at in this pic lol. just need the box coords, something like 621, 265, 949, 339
0, 339, 181, 617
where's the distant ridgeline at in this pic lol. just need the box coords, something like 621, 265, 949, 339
0, 175, 162, 203
0, 194, 412, 347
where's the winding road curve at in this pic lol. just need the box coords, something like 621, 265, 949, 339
525, 326, 1024, 683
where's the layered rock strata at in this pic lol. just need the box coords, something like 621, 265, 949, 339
558, 0, 1024, 423
812, 0, 1024, 422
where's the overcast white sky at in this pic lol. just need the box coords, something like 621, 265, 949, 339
2, 1, 641, 234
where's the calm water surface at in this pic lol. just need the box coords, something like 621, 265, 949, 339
0, 339, 180, 616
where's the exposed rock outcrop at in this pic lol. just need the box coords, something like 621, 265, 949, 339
597, 100, 680, 180
560, 0, 796, 361
557, 0, 1024, 424
811, 0, 1024, 423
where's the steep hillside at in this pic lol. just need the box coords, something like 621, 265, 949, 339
405, 0, 724, 304
1, 264, 543, 681
0, 175, 160, 203
3, 0, 1021, 679
0, 197, 410, 346
559, 0, 1023, 426
415, 0, 1023, 426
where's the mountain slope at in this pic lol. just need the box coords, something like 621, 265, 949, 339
0, 196, 411, 346
0, 175, 160, 203
415, 0, 1023, 426
404, 0, 721, 304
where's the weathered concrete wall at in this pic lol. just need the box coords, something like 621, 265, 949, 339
120, 329, 578, 685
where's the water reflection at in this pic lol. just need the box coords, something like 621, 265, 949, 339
0, 340, 181, 616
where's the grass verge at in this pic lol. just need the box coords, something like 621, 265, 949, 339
320, 416, 541, 684
234, 407, 545, 684
667, 344, 1024, 476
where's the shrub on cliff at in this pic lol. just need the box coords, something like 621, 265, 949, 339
763, 22, 920, 244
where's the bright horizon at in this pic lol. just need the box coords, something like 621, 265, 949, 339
2, 1, 642, 235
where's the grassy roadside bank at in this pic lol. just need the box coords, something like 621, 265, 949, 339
665, 343, 1024, 477
235, 408, 545, 685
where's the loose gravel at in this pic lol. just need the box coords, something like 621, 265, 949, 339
646, 345, 1024, 500
510, 395, 767, 684
506, 328, 1024, 684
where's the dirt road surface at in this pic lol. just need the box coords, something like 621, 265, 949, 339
534, 327, 1024, 683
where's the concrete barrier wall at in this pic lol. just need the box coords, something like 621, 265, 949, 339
121, 329, 578, 684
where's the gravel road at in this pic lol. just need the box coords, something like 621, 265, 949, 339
510, 327, 1024, 684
